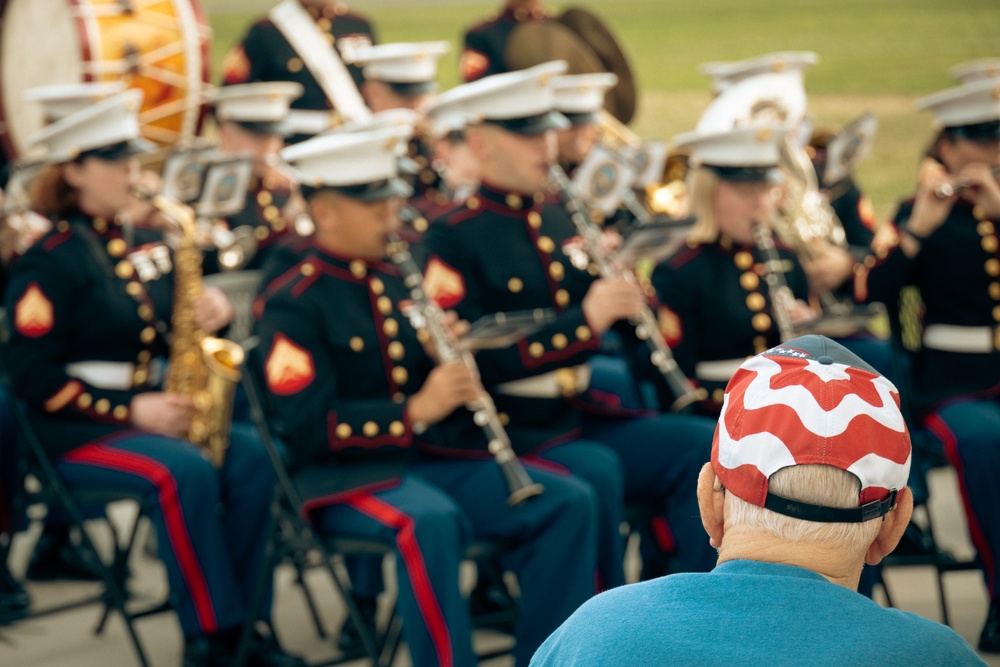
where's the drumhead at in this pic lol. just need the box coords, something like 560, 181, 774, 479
0, 0, 82, 160
0, 0, 209, 162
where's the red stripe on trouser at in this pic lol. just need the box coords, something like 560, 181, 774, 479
925, 414, 997, 595
62, 444, 219, 632
650, 516, 676, 553
344, 493, 453, 667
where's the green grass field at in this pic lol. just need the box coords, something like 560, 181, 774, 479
204, 0, 1000, 219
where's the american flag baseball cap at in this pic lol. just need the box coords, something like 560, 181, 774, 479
712, 335, 911, 523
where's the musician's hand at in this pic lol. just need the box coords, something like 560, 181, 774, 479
803, 239, 855, 292
193, 287, 235, 334
788, 299, 819, 326
957, 162, 1000, 219
408, 361, 483, 425
600, 229, 623, 254
420, 311, 471, 363
583, 278, 645, 335
908, 158, 956, 243
130, 392, 195, 439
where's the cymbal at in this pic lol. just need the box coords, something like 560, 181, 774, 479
557, 7, 637, 124
505, 20, 604, 75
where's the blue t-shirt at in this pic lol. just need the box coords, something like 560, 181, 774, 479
530, 560, 986, 666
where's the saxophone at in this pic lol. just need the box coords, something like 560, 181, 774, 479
151, 193, 245, 467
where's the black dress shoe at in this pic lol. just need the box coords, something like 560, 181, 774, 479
468, 577, 516, 633
980, 598, 1000, 654
246, 629, 307, 667
336, 596, 378, 655
26, 529, 104, 582
0, 568, 30, 622
183, 634, 234, 667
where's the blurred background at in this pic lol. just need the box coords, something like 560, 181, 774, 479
205, 0, 1000, 221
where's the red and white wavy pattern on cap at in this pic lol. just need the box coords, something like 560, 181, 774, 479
712, 354, 912, 507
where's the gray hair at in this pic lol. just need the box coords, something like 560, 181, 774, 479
724, 464, 882, 552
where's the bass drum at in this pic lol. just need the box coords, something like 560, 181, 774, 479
0, 0, 210, 162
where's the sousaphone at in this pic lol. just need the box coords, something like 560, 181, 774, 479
504, 6, 637, 124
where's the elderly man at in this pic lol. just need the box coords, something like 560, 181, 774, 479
530, 335, 986, 666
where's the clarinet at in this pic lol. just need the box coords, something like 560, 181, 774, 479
751, 222, 798, 344
386, 233, 544, 507
549, 166, 707, 412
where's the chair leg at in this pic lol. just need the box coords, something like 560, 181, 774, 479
95, 507, 140, 636
77, 518, 151, 667
922, 511, 952, 626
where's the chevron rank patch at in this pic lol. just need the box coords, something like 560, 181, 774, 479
15, 282, 54, 338
266, 333, 316, 396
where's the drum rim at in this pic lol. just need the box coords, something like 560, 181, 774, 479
0, 0, 212, 162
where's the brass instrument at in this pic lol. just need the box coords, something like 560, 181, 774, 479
751, 222, 798, 344
386, 231, 544, 507
934, 165, 1000, 199
142, 191, 245, 467
549, 165, 708, 412
594, 112, 667, 223
776, 134, 847, 258
776, 134, 890, 337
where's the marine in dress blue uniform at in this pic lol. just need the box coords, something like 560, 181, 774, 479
460, 1, 551, 82
255, 126, 599, 667
857, 78, 1000, 653
651, 126, 813, 415
209, 82, 308, 272
422, 65, 716, 588
221, 0, 376, 143
2, 91, 301, 665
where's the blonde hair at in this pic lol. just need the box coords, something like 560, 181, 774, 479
724, 464, 882, 553
684, 166, 721, 244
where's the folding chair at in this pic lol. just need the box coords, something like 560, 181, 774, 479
0, 335, 169, 667
239, 338, 396, 667
877, 424, 980, 626
874, 318, 979, 627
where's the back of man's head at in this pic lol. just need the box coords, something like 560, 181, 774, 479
705, 335, 913, 575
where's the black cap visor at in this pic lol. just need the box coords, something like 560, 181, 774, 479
560, 111, 600, 127
946, 119, 1000, 142
231, 119, 285, 137
76, 138, 156, 162
706, 164, 783, 183
384, 80, 438, 97
482, 110, 570, 136
302, 177, 413, 202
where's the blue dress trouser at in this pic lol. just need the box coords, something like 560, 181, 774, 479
311, 458, 597, 667
55, 422, 275, 638
586, 413, 717, 575
925, 399, 1000, 601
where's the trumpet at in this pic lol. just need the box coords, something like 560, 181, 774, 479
934, 166, 1000, 199
386, 230, 544, 507
549, 165, 708, 412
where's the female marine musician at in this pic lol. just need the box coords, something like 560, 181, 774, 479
859, 78, 1000, 654
1, 90, 303, 667
650, 126, 816, 412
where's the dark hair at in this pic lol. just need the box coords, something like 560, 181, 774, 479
29, 164, 78, 217
921, 128, 951, 165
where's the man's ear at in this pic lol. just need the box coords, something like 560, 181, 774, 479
865, 487, 914, 566
697, 463, 726, 550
